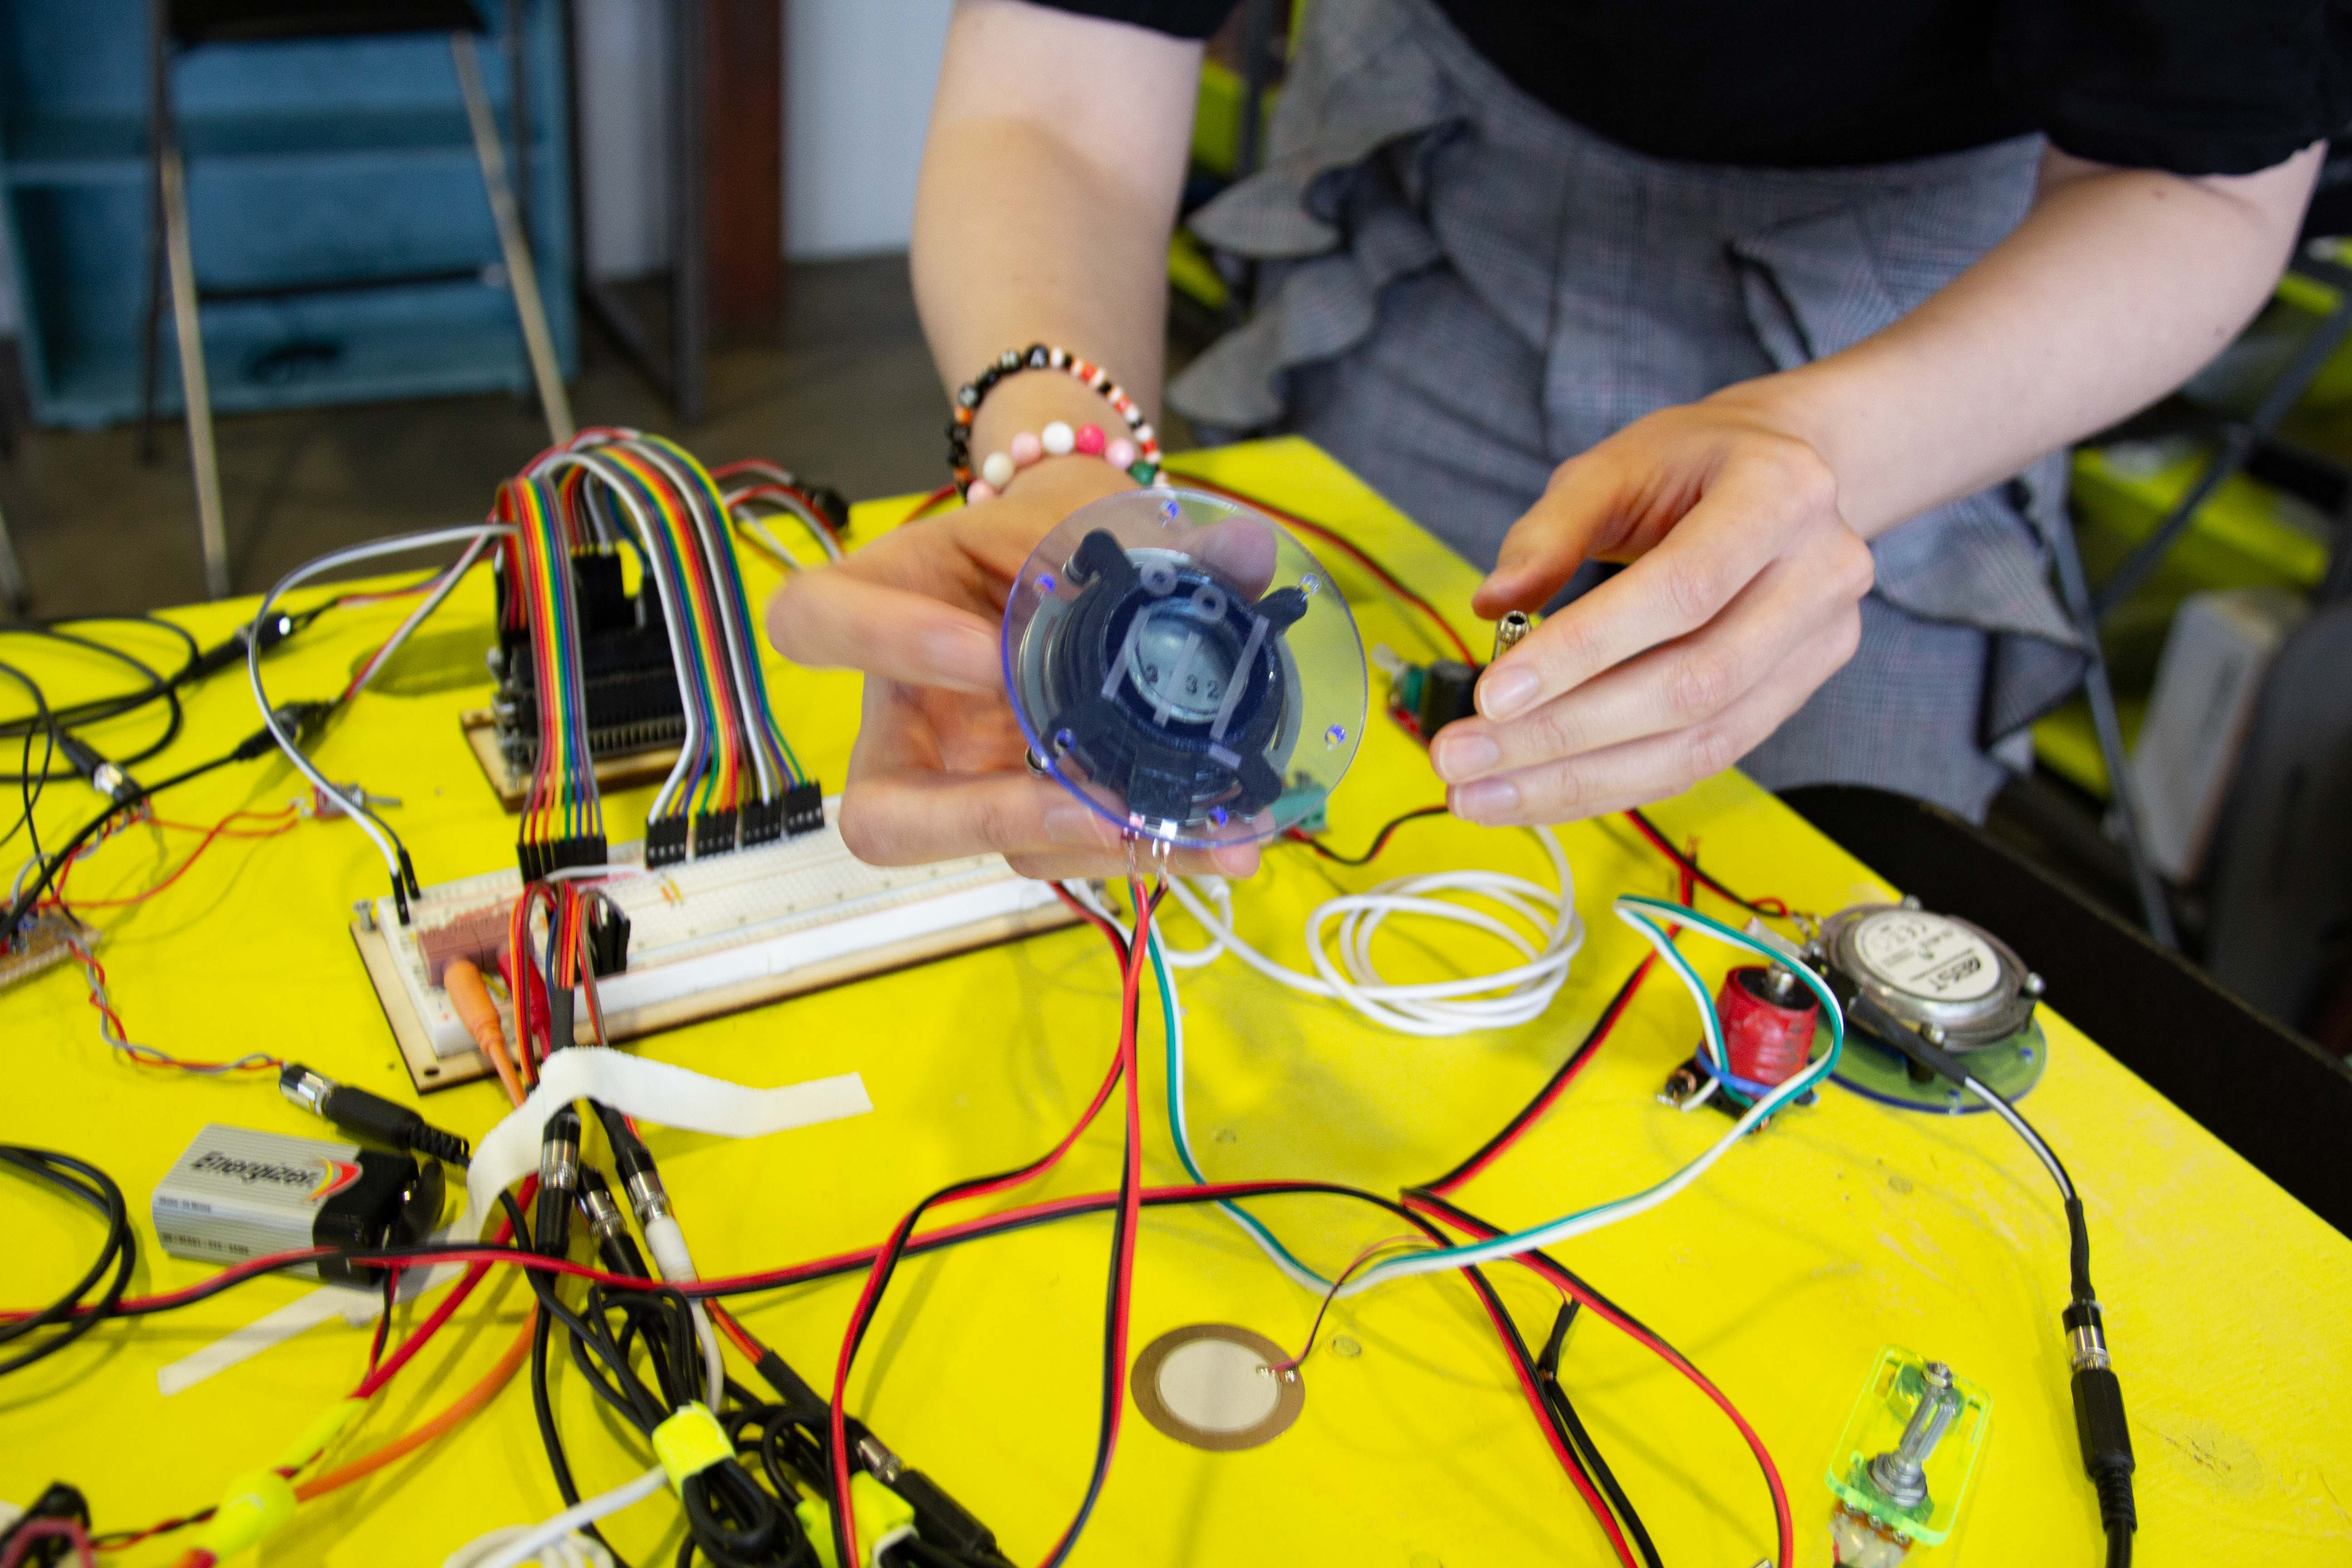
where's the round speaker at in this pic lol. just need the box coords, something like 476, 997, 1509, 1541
1001, 488, 1366, 851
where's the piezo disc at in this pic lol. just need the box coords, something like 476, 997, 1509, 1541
1129, 1323, 1304, 1452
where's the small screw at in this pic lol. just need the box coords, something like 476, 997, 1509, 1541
1330, 1335, 1362, 1360
2024, 971, 2045, 998
1921, 1024, 1947, 1046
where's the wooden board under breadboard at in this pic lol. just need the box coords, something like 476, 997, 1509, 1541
353, 800, 1078, 1092
458, 707, 684, 812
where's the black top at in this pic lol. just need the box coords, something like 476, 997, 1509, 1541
1029, 0, 2351, 175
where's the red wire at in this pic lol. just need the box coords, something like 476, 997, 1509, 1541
61, 811, 299, 910
1465, 1281, 1640, 1568
1407, 1196, 1794, 1568
900, 483, 958, 526
825, 914, 1151, 1568
1425, 952, 1658, 1197
1175, 476, 1478, 663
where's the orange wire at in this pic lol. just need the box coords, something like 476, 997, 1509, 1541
293, 1310, 536, 1502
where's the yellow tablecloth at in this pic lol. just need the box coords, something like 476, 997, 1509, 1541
5, 439, 2347, 1567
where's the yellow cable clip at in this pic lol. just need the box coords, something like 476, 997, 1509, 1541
651, 1401, 734, 1494
795, 1474, 916, 1568
193, 1469, 296, 1561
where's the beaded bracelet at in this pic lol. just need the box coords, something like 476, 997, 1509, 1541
948, 343, 1162, 497
965, 420, 1143, 504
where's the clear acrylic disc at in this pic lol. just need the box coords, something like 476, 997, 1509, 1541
1000, 487, 1367, 850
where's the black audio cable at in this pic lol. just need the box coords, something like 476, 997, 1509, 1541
1844, 993, 2135, 1567
278, 1063, 471, 1169
0, 1147, 135, 1379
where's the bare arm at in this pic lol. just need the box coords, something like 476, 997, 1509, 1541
768, 2, 1229, 877
1763, 144, 2327, 539
911, 0, 1201, 466
1441, 144, 2325, 826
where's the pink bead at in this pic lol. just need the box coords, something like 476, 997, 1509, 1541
1074, 423, 1106, 456
965, 480, 998, 504
1105, 437, 1138, 470
1009, 430, 1044, 466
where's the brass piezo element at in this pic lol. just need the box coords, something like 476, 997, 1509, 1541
1492, 610, 1533, 662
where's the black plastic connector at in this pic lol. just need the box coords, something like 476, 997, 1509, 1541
280, 1063, 471, 1167
752, 1348, 832, 1426
574, 1168, 648, 1277
1416, 659, 1481, 738
740, 794, 785, 848
693, 809, 738, 859
187, 611, 296, 682
890, 1469, 999, 1559
0, 1480, 92, 1566
784, 780, 824, 837
229, 700, 335, 764
2065, 1300, 2136, 1563
585, 898, 631, 976
51, 729, 137, 803
647, 813, 691, 867
536, 1108, 582, 1256
519, 833, 611, 882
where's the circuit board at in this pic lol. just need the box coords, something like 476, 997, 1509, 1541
351, 799, 1076, 1092
0, 911, 83, 995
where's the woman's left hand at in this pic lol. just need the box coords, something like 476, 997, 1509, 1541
1430, 387, 1876, 825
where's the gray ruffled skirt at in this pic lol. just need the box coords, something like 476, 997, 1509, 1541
1169, 0, 2087, 820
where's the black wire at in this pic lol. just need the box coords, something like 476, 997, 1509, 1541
0, 1146, 137, 1377
0, 620, 192, 782
1289, 804, 1449, 866
0, 745, 244, 946
1422, 956, 1650, 1193
0, 658, 53, 861
1536, 1303, 1666, 1568
1621, 806, 1787, 917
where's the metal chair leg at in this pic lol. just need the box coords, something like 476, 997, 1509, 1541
452, 31, 574, 445
0, 496, 27, 612
2049, 512, 2180, 950
159, 128, 230, 601
140, 6, 169, 467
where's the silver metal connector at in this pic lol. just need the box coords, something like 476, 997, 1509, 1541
1491, 610, 1533, 662
538, 1134, 578, 1197
2069, 1320, 2111, 1372
576, 1181, 627, 1245
625, 1169, 672, 1227
856, 1432, 903, 1483
1866, 1361, 1959, 1511
278, 1065, 334, 1117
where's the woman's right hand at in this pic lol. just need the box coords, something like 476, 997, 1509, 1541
764, 457, 1260, 882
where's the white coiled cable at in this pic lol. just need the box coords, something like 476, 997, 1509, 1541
1158, 825, 1584, 1037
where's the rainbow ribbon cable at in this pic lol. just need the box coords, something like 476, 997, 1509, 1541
504, 474, 607, 879
528, 429, 817, 867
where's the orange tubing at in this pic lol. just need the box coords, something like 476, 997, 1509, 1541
443, 959, 524, 1103
295, 1307, 536, 1502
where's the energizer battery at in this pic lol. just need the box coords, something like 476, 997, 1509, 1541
152, 1122, 445, 1286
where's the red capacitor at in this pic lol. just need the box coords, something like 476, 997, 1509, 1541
1715, 965, 1818, 1087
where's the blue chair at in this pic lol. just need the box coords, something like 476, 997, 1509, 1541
140, 0, 573, 598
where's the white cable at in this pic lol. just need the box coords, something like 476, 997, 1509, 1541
444, 1524, 615, 1568
1161, 826, 1584, 1036
345, 528, 497, 701
473, 1466, 665, 1568
247, 524, 512, 886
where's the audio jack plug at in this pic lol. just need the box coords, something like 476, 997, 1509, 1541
279, 1063, 470, 1168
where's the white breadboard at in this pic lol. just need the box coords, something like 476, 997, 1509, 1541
352, 799, 1073, 1092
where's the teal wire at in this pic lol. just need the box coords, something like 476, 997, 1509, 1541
1344, 895, 1845, 1294
1149, 927, 1331, 1291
